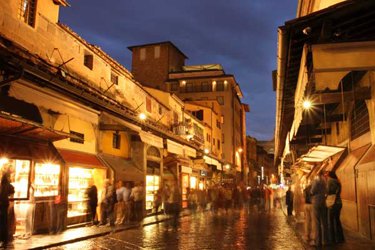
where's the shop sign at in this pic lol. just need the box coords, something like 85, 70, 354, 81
181, 165, 192, 174
200, 170, 207, 176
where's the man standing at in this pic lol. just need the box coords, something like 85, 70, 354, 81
310, 171, 329, 247
285, 186, 294, 216
0, 172, 15, 248
303, 182, 313, 244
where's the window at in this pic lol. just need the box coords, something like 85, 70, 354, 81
173, 112, 179, 124
84, 52, 93, 70
218, 140, 221, 150
213, 138, 215, 146
201, 82, 212, 92
217, 96, 224, 105
140, 48, 146, 61
216, 119, 221, 129
186, 82, 194, 93
154, 46, 160, 58
192, 110, 203, 121
170, 82, 179, 91
216, 80, 224, 91
112, 132, 121, 149
111, 72, 118, 85
146, 97, 152, 113
20, 0, 37, 27
158, 106, 162, 115
70, 131, 84, 144
206, 133, 209, 142
351, 100, 370, 140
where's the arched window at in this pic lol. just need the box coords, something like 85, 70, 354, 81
351, 100, 370, 140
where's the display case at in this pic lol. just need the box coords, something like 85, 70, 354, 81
146, 175, 160, 210
67, 167, 106, 218
34, 163, 60, 197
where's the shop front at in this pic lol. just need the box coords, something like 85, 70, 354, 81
58, 149, 108, 225
0, 109, 71, 236
145, 146, 162, 213
180, 166, 192, 208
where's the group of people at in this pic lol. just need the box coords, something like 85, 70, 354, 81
86, 180, 145, 227
298, 171, 345, 247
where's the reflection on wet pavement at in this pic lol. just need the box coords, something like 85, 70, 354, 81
48, 208, 305, 250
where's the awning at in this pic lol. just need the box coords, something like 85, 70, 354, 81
58, 149, 104, 168
184, 145, 196, 158
166, 139, 184, 156
98, 153, 144, 182
140, 131, 163, 148
357, 145, 375, 171
301, 145, 345, 162
0, 135, 62, 162
203, 155, 222, 171
0, 112, 72, 142
180, 166, 192, 174
312, 41, 375, 90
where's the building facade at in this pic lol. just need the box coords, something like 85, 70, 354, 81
275, 0, 375, 240
129, 42, 249, 182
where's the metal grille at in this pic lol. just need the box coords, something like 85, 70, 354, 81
351, 100, 370, 139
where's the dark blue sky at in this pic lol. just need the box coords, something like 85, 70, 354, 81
59, 1, 296, 141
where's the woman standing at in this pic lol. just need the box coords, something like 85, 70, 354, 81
326, 171, 345, 244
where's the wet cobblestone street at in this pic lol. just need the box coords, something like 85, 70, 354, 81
48, 208, 305, 250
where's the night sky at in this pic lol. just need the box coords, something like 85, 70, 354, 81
59, 1, 296, 141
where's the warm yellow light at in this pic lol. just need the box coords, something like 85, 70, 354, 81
139, 113, 147, 120
204, 148, 210, 154
303, 100, 312, 110
238, 148, 243, 153
181, 80, 186, 85
190, 176, 197, 189
225, 164, 231, 170
0, 157, 9, 166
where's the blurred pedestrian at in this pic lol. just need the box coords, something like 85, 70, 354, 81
326, 171, 345, 244
166, 181, 181, 231
0, 172, 15, 248
115, 181, 125, 225
310, 171, 329, 247
285, 186, 294, 216
303, 181, 313, 243
123, 182, 131, 224
86, 180, 98, 226
130, 182, 144, 222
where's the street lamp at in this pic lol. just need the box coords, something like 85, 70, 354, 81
204, 148, 210, 154
139, 113, 147, 120
302, 99, 312, 110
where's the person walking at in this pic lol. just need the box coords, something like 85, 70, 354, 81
86, 181, 98, 226
0, 172, 15, 248
115, 181, 125, 225
310, 171, 330, 247
130, 182, 144, 222
285, 186, 294, 216
166, 181, 181, 231
123, 182, 131, 224
326, 171, 345, 244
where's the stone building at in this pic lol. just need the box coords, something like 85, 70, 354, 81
275, 0, 375, 240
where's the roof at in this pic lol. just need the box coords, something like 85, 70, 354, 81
127, 41, 188, 59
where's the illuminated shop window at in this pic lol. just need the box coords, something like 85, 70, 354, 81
34, 163, 60, 197
0, 158, 31, 199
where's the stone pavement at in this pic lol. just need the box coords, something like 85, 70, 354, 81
8, 211, 191, 250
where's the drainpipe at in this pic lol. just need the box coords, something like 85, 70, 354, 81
275, 27, 288, 166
